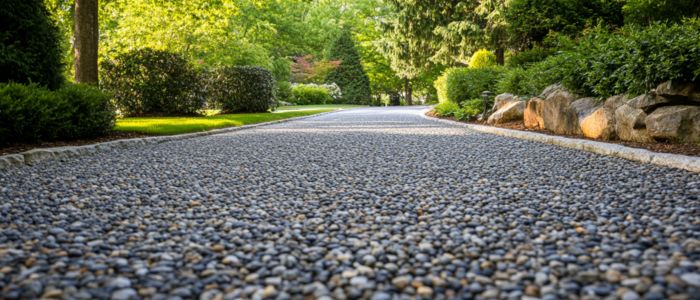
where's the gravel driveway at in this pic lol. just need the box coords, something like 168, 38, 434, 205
1, 106, 699, 300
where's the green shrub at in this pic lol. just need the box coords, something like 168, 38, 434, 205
209, 66, 276, 113
576, 21, 700, 97
0, 0, 64, 89
291, 84, 333, 105
389, 92, 401, 106
435, 67, 505, 104
497, 21, 700, 98
434, 71, 449, 103
0, 83, 115, 144
276, 81, 293, 102
101, 49, 204, 116
496, 67, 530, 96
55, 84, 115, 139
433, 101, 460, 117
506, 47, 553, 68
497, 52, 583, 96
454, 99, 485, 121
469, 49, 497, 69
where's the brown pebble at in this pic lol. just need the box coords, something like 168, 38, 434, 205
525, 284, 540, 297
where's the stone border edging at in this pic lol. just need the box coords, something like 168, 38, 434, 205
0, 110, 339, 170
422, 110, 700, 173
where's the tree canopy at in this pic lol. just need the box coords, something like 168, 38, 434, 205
33, 0, 700, 103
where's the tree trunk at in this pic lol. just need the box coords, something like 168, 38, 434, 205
74, 0, 99, 84
404, 78, 413, 106
495, 47, 505, 66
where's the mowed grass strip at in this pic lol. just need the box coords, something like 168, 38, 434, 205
114, 105, 364, 135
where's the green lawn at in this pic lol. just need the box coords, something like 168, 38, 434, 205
115, 104, 363, 135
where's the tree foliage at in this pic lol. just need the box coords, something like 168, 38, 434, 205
1, 0, 64, 89
623, 0, 700, 25
326, 31, 372, 104
291, 55, 340, 84
505, 0, 624, 49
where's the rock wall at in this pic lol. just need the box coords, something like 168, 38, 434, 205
505, 81, 700, 143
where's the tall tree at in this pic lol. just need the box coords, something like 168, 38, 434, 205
326, 31, 371, 104
74, 0, 98, 84
378, 0, 449, 104
475, 0, 508, 65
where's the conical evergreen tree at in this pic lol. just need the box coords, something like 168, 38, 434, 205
326, 31, 371, 104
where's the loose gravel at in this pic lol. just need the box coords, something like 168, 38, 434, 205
1, 106, 699, 300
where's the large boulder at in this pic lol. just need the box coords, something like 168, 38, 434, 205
576, 95, 627, 140
646, 106, 700, 143
615, 103, 653, 143
524, 97, 544, 129
487, 100, 525, 124
655, 81, 700, 102
539, 84, 565, 99
571, 98, 599, 120
492, 93, 519, 111
541, 88, 581, 135
627, 94, 671, 113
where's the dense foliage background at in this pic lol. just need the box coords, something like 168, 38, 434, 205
1, 0, 699, 143
1, 0, 64, 90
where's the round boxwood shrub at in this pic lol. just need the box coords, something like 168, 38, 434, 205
291, 84, 333, 105
468, 49, 497, 69
0, 0, 64, 89
0, 83, 114, 144
56, 84, 115, 139
101, 49, 204, 116
208, 66, 275, 113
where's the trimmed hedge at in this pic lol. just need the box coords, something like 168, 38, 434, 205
0, 0, 64, 89
209, 66, 275, 113
0, 83, 115, 144
291, 84, 332, 105
435, 67, 505, 104
101, 49, 205, 116
55, 84, 116, 139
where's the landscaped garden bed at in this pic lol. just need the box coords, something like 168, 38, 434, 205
427, 111, 700, 157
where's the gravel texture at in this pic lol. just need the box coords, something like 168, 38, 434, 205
1, 106, 699, 300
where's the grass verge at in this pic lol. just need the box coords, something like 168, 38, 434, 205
115, 105, 363, 135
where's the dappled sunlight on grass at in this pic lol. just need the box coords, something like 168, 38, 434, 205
115, 109, 337, 135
